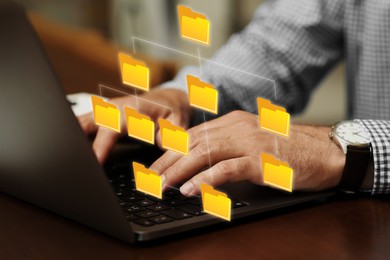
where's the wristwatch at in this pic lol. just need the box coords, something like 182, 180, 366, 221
329, 121, 372, 193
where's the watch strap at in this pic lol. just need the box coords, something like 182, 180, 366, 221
339, 145, 371, 192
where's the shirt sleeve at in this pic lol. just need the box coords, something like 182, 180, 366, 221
356, 120, 390, 194
160, 0, 344, 125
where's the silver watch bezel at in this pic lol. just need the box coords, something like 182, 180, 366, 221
329, 121, 371, 154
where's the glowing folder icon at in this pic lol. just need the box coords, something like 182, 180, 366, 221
187, 75, 218, 114
178, 5, 210, 45
261, 153, 293, 192
125, 107, 154, 144
201, 183, 231, 221
159, 119, 189, 156
132, 162, 162, 199
257, 97, 290, 137
91, 96, 120, 132
118, 52, 150, 92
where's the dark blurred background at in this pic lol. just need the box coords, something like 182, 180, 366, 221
13, 0, 346, 124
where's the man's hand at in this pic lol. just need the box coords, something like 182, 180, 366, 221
150, 110, 346, 196
78, 89, 191, 164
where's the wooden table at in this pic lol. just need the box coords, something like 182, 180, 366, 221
1, 192, 389, 259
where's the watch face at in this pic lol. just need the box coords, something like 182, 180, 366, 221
334, 121, 371, 145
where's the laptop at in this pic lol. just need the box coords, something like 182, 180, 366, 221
0, 2, 335, 243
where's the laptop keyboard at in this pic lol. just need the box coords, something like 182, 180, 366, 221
107, 164, 247, 227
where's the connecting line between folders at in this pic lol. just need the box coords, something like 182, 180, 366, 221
131, 36, 278, 100
98, 83, 175, 122
130, 35, 282, 172
197, 47, 214, 183
130, 35, 280, 155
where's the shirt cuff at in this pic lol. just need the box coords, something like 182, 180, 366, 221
355, 119, 390, 195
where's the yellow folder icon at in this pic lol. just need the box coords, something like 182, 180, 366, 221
132, 161, 162, 199
91, 96, 120, 132
159, 119, 189, 156
125, 107, 154, 145
201, 183, 231, 221
178, 5, 210, 45
187, 75, 218, 114
118, 52, 150, 92
257, 97, 290, 137
261, 153, 293, 192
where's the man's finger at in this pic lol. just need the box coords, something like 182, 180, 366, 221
179, 157, 259, 196
162, 139, 240, 188
77, 112, 97, 135
92, 127, 120, 164
149, 150, 182, 177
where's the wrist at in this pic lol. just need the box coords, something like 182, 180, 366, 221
278, 125, 345, 191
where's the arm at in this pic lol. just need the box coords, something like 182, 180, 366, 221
161, 0, 344, 124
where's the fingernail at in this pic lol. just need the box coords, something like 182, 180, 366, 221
161, 174, 166, 185
180, 182, 193, 196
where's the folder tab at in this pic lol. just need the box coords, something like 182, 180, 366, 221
91, 96, 120, 132
119, 52, 150, 92
178, 5, 210, 45
125, 107, 155, 144
257, 97, 290, 137
187, 75, 218, 114
261, 153, 293, 192
201, 184, 231, 221
132, 161, 162, 199
159, 119, 189, 156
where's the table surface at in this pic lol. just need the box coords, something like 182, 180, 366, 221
1, 191, 389, 260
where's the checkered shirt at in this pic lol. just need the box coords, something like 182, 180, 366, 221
161, 0, 390, 194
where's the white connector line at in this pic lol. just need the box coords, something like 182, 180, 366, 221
131, 36, 277, 100
130, 36, 280, 160
98, 83, 174, 121
197, 47, 203, 77
132, 36, 137, 54
134, 89, 139, 110
202, 112, 214, 178
197, 47, 214, 182
129, 37, 141, 110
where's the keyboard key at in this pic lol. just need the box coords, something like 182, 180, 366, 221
173, 194, 190, 201
164, 189, 181, 197
125, 204, 144, 213
232, 200, 247, 208
144, 195, 160, 202
118, 183, 129, 188
136, 199, 156, 207
136, 210, 159, 218
187, 197, 202, 206
121, 194, 141, 202
126, 214, 138, 221
161, 209, 192, 220
149, 215, 174, 224
119, 201, 131, 207
116, 190, 132, 197
164, 199, 185, 207
177, 205, 205, 216
147, 204, 170, 212
134, 219, 155, 227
